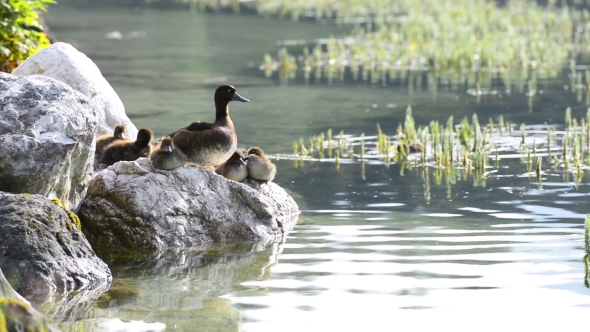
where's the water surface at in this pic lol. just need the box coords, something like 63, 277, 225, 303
39, 4, 590, 331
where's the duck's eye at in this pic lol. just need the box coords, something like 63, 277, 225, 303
228, 89, 232, 93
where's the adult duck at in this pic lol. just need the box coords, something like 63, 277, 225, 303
170, 85, 249, 167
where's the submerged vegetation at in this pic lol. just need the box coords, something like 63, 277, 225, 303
281, 107, 590, 200
260, 0, 588, 84
160, 0, 590, 100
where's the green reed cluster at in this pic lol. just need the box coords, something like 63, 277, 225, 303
290, 107, 590, 190
259, 0, 589, 84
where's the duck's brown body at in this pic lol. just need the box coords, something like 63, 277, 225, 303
101, 128, 153, 166
172, 119, 237, 167
169, 85, 249, 167
246, 147, 276, 182
215, 150, 248, 182
96, 125, 126, 158
150, 137, 185, 170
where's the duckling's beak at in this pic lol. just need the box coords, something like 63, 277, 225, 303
233, 92, 250, 102
164, 145, 173, 153
239, 157, 247, 165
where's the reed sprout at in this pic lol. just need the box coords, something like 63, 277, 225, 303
284, 107, 590, 191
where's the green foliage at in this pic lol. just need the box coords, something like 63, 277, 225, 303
0, 0, 55, 73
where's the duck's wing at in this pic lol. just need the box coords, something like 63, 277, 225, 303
185, 121, 214, 132
168, 121, 214, 138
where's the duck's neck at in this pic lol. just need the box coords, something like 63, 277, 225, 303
215, 99, 231, 122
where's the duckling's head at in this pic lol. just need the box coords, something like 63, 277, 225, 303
136, 128, 153, 147
114, 125, 126, 139
160, 137, 174, 153
215, 85, 250, 103
227, 150, 247, 165
247, 147, 267, 158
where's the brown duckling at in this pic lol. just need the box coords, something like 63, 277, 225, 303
215, 150, 248, 182
246, 147, 276, 182
169, 85, 250, 167
95, 125, 126, 158
101, 128, 153, 166
397, 142, 424, 154
150, 137, 186, 170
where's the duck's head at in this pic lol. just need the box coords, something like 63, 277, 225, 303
114, 125, 126, 139
215, 85, 250, 103
160, 137, 174, 153
136, 128, 153, 147
247, 146, 267, 158
228, 150, 247, 165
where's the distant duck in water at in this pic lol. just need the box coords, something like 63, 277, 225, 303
150, 137, 186, 170
215, 150, 248, 182
397, 142, 423, 154
246, 147, 276, 182
169, 85, 250, 167
95, 125, 126, 158
101, 128, 153, 166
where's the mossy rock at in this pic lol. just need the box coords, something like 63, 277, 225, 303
0, 297, 55, 332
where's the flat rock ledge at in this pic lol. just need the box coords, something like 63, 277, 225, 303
0, 193, 112, 304
79, 158, 299, 250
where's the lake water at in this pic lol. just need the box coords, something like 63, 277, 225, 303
39, 2, 590, 331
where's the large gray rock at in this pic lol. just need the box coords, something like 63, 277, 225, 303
0, 72, 98, 210
12, 42, 138, 139
0, 193, 112, 304
79, 158, 299, 250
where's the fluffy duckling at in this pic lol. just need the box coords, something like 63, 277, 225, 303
397, 142, 423, 154
95, 125, 126, 158
169, 85, 250, 167
246, 147, 276, 182
215, 150, 248, 182
101, 128, 153, 166
150, 137, 186, 170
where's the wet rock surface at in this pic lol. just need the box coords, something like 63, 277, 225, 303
0, 193, 112, 304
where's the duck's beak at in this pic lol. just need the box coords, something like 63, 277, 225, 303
239, 157, 247, 165
233, 92, 250, 102
164, 145, 173, 153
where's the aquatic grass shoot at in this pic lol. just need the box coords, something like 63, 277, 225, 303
283, 106, 590, 189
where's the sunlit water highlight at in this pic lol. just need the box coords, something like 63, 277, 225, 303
36, 3, 590, 331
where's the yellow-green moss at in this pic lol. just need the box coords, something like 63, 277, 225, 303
50, 198, 63, 207
0, 297, 51, 332
50, 198, 81, 231
0, 298, 31, 311
67, 211, 82, 231
0, 308, 6, 332
22, 193, 31, 197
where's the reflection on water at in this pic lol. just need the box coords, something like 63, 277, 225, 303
54, 242, 282, 331
37, 3, 590, 331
